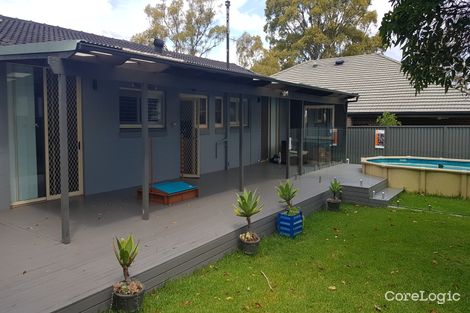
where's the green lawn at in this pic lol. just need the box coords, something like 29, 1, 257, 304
141, 194, 469, 313
396, 192, 470, 216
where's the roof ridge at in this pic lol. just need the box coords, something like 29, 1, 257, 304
272, 53, 393, 78
375, 52, 402, 65
272, 59, 316, 78
314, 53, 381, 62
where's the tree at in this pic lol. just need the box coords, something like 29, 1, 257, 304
131, 0, 226, 57
376, 112, 402, 126
235, 32, 283, 75
264, 0, 382, 68
236, 32, 266, 69
380, 0, 469, 94
250, 50, 282, 76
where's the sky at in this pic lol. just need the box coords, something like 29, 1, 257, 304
0, 0, 402, 63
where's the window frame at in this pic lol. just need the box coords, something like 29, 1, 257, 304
214, 97, 224, 128
198, 96, 208, 129
229, 97, 249, 127
180, 94, 209, 129
119, 87, 166, 129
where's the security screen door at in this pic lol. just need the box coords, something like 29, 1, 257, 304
180, 97, 200, 178
44, 69, 83, 199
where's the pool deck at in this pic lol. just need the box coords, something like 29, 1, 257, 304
0, 163, 391, 313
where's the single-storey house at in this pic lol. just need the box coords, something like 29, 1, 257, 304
273, 53, 470, 126
0, 15, 355, 243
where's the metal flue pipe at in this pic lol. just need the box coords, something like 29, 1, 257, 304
225, 0, 230, 70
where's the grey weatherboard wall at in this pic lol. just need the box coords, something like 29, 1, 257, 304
81, 77, 262, 196
346, 126, 470, 164
0, 57, 349, 209
0, 62, 10, 210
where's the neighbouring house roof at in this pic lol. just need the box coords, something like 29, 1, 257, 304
273, 53, 469, 113
0, 14, 357, 100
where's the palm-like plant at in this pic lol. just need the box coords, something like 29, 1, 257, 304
113, 235, 140, 282
276, 180, 300, 215
234, 189, 263, 241
329, 179, 342, 200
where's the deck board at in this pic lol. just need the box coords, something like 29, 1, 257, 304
0, 164, 377, 313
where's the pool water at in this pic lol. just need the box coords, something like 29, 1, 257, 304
368, 157, 470, 172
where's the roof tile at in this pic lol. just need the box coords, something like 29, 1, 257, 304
273, 53, 469, 113
0, 14, 252, 75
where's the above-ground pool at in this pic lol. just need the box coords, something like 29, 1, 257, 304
362, 156, 470, 199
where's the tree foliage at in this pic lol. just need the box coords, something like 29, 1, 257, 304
250, 50, 282, 76
236, 32, 266, 69
235, 32, 283, 75
263, 0, 382, 68
380, 0, 470, 94
376, 112, 402, 126
131, 0, 226, 57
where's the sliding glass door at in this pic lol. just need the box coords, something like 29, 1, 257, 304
7, 63, 46, 202
7, 63, 83, 205
304, 105, 335, 170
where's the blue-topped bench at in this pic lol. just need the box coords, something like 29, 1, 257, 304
139, 181, 199, 205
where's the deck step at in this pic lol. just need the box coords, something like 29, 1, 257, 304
369, 187, 403, 206
371, 187, 403, 201
342, 180, 403, 207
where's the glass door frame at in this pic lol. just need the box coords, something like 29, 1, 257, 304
303, 104, 336, 170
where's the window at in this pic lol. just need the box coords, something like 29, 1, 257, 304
215, 97, 223, 128
119, 88, 165, 128
181, 94, 208, 129
243, 99, 249, 126
229, 97, 249, 127
229, 98, 239, 126
199, 97, 208, 128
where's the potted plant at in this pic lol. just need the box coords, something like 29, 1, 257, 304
112, 235, 145, 313
234, 189, 263, 255
276, 180, 303, 238
327, 179, 342, 211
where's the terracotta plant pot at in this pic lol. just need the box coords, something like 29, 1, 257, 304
112, 283, 145, 313
327, 198, 341, 211
239, 236, 260, 255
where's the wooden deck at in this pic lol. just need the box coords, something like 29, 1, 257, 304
0, 164, 389, 313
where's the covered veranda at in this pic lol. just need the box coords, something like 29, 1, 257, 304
0, 39, 355, 244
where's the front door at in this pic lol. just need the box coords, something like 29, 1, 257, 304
180, 97, 200, 177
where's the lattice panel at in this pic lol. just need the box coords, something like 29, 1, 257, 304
46, 69, 80, 196
180, 101, 199, 177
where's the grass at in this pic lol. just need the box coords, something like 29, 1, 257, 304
140, 194, 469, 313
396, 192, 470, 216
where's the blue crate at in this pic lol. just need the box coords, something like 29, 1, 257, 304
276, 210, 303, 238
